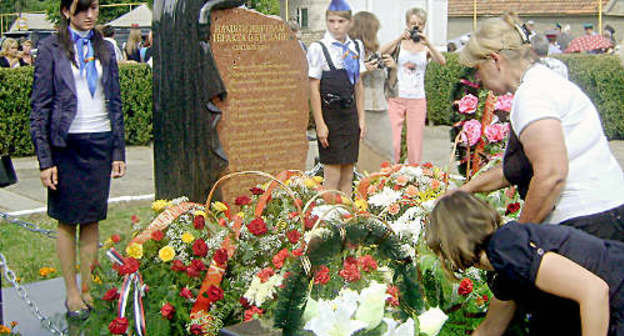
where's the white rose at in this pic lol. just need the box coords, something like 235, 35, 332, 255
417, 307, 448, 336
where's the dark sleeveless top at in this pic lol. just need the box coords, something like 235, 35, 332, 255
503, 130, 533, 200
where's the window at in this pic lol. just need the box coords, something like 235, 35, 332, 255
297, 8, 308, 29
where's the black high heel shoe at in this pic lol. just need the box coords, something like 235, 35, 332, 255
65, 300, 90, 320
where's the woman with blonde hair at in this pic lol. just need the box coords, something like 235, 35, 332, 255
19, 39, 34, 66
124, 28, 142, 62
380, 7, 446, 164
0, 38, 21, 68
428, 191, 624, 335
349, 11, 394, 160
454, 14, 624, 241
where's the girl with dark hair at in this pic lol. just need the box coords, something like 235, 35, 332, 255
428, 191, 624, 335
30, 0, 125, 320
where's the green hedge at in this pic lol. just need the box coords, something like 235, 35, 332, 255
0, 64, 152, 156
425, 53, 624, 140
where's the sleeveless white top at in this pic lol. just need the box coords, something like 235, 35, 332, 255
397, 48, 427, 99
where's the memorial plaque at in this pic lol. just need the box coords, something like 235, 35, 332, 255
211, 8, 309, 203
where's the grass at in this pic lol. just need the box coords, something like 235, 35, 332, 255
0, 200, 156, 287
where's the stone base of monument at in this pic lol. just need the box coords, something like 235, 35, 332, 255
220, 320, 281, 336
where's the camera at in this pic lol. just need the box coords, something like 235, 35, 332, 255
366, 53, 385, 70
410, 26, 421, 43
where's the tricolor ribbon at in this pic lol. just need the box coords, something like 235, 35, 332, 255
107, 248, 147, 336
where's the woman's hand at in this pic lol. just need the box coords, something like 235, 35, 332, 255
316, 123, 329, 148
40, 166, 58, 190
382, 54, 396, 68
364, 59, 378, 72
111, 161, 126, 178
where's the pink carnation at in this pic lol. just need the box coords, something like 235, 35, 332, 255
458, 94, 479, 114
495, 94, 513, 112
460, 119, 482, 147
484, 123, 510, 143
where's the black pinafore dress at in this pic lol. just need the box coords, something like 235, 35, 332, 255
316, 42, 360, 165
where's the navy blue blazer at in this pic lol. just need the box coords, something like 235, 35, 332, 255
30, 34, 125, 170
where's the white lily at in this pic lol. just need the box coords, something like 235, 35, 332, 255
382, 318, 415, 336
418, 307, 448, 336
355, 281, 389, 329
304, 299, 367, 336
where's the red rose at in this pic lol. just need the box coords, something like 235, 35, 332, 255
292, 246, 305, 257
204, 285, 224, 303
357, 255, 378, 272
482, 294, 489, 302
193, 215, 206, 230
257, 267, 275, 283
239, 297, 251, 308
344, 256, 358, 267
190, 324, 203, 335
458, 278, 474, 296
339, 263, 361, 283
192, 239, 208, 257
111, 234, 121, 243
235, 196, 252, 206
288, 211, 299, 219
161, 302, 175, 320
247, 217, 268, 236
108, 317, 128, 335
131, 215, 140, 224
213, 248, 228, 266
102, 288, 119, 301
179, 287, 194, 299
171, 259, 186, 272
151, 230, 164, 241
314, 265, 330, 285
304, 215, 319, 229
186, 265, 201, 278
244, 306, 264, 322
114, 257, 139, 275
250, 187, 265, 195
191, 259, 206, 271
286, 230, 301, 244
505, 202, 521, 215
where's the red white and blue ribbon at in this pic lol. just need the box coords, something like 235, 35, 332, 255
107, 248, 147, 336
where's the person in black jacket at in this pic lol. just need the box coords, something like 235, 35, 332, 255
30, 0, 125, 320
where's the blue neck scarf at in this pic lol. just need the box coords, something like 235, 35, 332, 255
332, 40, 359, 85
69, 28, 98, 97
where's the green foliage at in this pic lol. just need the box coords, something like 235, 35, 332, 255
44, 0, 154, 26
0, 64, 153, 157
246, 0, 280, 15
273, 267, 309, 335
424, 53, 624, 140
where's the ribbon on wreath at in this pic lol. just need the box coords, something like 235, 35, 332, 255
131, 202, 198, 244
106, 249, 147, 336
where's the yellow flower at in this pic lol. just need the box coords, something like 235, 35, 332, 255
194, 210, 207, 218
354, 199, 368, 211
181, 232, 195, 243
0, 325, 11, 333
341, 196, 352, 206
125, 243, 144, 259
92, 275, 102, 284
152, 199, 169, 212
304, 178, 317, 188
158, 246, 175, 262
236, 211, 245, 219
38, 267, 56, 277
212, 201, 228, 212
313, 176, 324, 183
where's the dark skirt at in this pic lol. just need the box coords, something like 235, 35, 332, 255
48, 132, 113, 225
560, 203, 624, 242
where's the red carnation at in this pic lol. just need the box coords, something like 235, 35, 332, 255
192, 239, 208, 257
482, 294, 489, 302
286, 230, 301, 244
151, 230, 164, 241
161, 302, 175, 320
205, 285, 224, 303
344, 256, 358, 267
131, 215, 140, 224
288, 211, 299, 219
304, 215, 319, 229
179, 287, 194, 299
114, 257, 140, 275
244, 306, 264, 322
247, 217, 268, 236
111, 234, 121, 243
357, 255, 378, 272
108, 317, 128, 335
191, 259, 206, 271
213, 248, 228, 266
339, 263, 361, 283
386, 285, 399, 306
102, 288, 119, 301
272, 248, 290, 269
257, 267, 275, 283
458, 278, 474, 296
292, 246, 305, 257
505, 202, 521, 215
239, 297, 251, 308
250, 187, 265, 195
193, 215, 205, 230
190, 324, 203, 335
314, 265, 330, 285
171, 259, 186, 272
235, 196, 252, 206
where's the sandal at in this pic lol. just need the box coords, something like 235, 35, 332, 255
65, 300, 90, 320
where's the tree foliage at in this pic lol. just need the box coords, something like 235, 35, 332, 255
246, 0, 280, 15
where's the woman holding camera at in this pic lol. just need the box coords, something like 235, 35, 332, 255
349, 11, 394, 161
380, 7, 445, 164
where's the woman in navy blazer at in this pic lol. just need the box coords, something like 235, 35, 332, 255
30, 0, 125, 319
